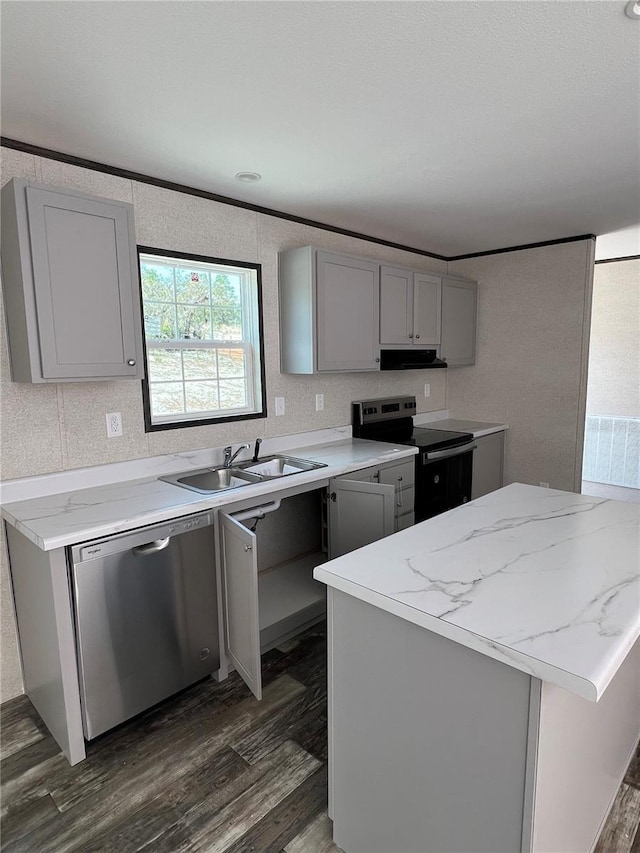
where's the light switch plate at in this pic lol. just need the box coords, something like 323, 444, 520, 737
275, 397, 285, 416
316, 393, 325, 412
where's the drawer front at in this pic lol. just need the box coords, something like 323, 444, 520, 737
378, 460, 415, 489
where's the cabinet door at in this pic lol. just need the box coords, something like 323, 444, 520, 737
413, 273, 441, 346
471, 432, 505, 500
328, 478, 395, 559
441, 279, 477, 366
219, 512, 262, 700
316, 251, 380, 371
380, 266, 413, 345
25, 186, 141, 380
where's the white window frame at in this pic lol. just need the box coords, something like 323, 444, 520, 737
138, 247, 266, 430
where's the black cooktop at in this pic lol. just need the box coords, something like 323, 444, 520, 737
406, 427, 474, 451
352, 395, 474, 452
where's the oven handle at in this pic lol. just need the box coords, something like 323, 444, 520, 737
424, 443, 477, 461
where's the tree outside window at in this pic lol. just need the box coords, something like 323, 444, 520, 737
138, 248, 265, 430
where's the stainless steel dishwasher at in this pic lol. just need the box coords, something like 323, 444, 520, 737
70, 511, 219, 739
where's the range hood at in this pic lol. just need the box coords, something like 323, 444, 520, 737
379, 349, 447, 370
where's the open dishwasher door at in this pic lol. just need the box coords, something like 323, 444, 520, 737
70, 511, 219, 739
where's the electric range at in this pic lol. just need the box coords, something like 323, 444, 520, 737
352, 395, 476, 521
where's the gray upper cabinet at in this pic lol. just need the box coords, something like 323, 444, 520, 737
440, 277, 477, 366
380, 265, 441, 347
279, 246, 380, 373
1, 178, 143, 382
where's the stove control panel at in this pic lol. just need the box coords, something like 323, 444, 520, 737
352, 395, 417, 427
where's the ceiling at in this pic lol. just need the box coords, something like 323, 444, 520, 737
1, 1, 639, 258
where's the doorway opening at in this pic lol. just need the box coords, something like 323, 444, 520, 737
582, 257, 639, 503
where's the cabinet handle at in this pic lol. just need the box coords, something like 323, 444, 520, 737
415, 335, 420, 339
408, 333, 414, 338
127, 359, 136, 366
375, 357, 380, 363
243, 544, 253, 552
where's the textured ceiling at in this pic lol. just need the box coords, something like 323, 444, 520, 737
1, 1, 639, 257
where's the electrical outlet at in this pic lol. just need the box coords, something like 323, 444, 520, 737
106, 412, 123, 438
424, 383, 431, 398
539, 482, 550, 488
275, 397, 285, 416
316, 393, 324, 412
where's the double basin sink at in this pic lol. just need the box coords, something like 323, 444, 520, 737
160, 454, 327, 495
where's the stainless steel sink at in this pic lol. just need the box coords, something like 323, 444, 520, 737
160, 454, 326, 493
237, 454, 327, 478
159, 466, 262, 494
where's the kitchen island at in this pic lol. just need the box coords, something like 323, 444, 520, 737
314, 483, 640, 853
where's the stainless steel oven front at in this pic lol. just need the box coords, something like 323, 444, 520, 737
416, 442, 476, 522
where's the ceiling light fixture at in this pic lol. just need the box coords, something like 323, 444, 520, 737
235, 171, 262, 183
624, 0, 640, 18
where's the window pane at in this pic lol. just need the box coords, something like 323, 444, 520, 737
139, 250, 264, 428
150, 383, 185, 416
175, 268, 210, 304
218, 348, 246, 378
212, 273, 242, 306
141, 263, 174, 302
185, 381, 219, 412
144, 303, 177, 340
177, 305, 211, 340
219, 379, 248, 409
212, 309, 242, 341
148, 348, 182, 381
183, 349, 218, 380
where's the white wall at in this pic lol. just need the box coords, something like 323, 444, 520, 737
448, 240, 595, 492
595, 226, 640, 261
586, 259, 640, 419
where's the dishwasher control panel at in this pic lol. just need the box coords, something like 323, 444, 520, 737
72, 510, 214, 563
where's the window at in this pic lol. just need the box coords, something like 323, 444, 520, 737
138, 247, 266, 430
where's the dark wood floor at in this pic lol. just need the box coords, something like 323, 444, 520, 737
1, 623, 639, 853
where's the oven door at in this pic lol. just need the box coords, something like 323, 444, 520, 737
415, 443, 476, 522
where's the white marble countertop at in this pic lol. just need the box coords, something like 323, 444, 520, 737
1, 439, 416, 551
314, 483, 640, 702
422, 418, 508, 438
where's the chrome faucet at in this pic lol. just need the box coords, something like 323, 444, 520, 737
223, 444, 249, 468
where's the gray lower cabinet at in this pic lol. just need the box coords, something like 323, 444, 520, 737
220, 467, 408, 699
440, 277, 478, 366
279, 246, 380, 373
1, 178, 143, 382
380, 265, 441, 347
472, 431, 505, 499
339, 458, 415, 533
